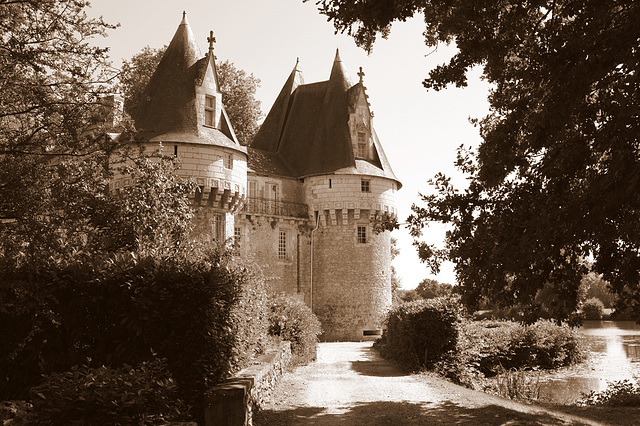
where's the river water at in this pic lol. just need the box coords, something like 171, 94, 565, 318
538, 320, 640, 403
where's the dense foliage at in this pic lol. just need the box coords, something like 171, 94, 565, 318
28, 360, 188, 425
580, 378, 640, 407
315, 0, 640, 320
582, 297, 605, 320
119, 45, 166, 118
459, 320, 584, 376
378, 297, 465, 369
0, 246, 269, 420
269, 295, 322, 364
377, 296, 584, 388
217, 60, 263, 145
415, 278, 454, 300
119, 47, 262, 145
0, 0, 126, 273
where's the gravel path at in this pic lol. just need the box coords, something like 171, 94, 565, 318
255, 342, 607, 425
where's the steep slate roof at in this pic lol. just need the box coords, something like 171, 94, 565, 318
250, 50, 400, 187
132, 13, 245, 154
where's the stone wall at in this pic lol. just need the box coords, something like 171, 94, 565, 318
236, 214, 311, 303
205, 341, 292, 426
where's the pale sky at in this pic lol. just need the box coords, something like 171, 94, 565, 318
87, 0, 492, 289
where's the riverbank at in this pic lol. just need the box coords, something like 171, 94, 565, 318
537, 402, 640, 426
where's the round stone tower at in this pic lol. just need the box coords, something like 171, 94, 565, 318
251, 50, 401, 341
112, 13, 247, 241
306, 174, 398, 341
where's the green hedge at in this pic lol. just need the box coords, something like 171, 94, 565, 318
0, 245, 269, 420
460, 320, 585, 376
268, 295, 322, 364
379, 297, 465, 370
28, 359, 188, 425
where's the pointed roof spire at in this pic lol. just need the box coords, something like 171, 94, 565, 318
328, 48, 352, 91
251, 59, 303, 152
132, 12, 202, 133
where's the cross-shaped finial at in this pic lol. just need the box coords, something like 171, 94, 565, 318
358, 67, 365, 83
207, 31, 216, 51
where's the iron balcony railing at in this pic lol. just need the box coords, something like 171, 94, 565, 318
242, 197, 308, 218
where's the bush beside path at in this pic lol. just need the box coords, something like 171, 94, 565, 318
255, 342, 608, 425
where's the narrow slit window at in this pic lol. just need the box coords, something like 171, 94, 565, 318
278, 230, 287, 259
212, 214, 225, 242
234, 226, 241, 247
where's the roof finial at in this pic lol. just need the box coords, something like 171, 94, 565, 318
358, 67, 365, 83
207, 30, 216, 59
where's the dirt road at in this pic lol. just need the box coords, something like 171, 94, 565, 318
255, 342, 606, 425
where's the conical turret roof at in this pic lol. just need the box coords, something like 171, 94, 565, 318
251, 59, 303, 152
249, 50, 399, 186
131, 13, 244, 153
132, 13, 200, 134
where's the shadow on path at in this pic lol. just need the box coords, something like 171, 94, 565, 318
255, 400, 580, 425
349, 359, 406, 377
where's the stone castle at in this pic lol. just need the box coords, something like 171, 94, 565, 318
112, 14, 401, 341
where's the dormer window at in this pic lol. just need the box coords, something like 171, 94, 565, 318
357, 131, 368, 158
205, 95, 215, 127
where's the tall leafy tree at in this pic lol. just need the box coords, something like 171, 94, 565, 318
119, 45, 166, 117
0, 0, 119, 271
0, 2, 197, 273
120, 47, 262, 145
217, 60, 262, 146
315, 0, 640, 318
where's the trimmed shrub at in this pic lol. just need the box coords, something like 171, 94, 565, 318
582, 297, 605, 320
268, 295, 322, 364
96, 247, 270, 418
379, 297, 465, 370
0, 244, 270, 421
28, 359, 188, 425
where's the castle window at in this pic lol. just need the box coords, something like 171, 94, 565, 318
212, 214, 225, 242
224, 153, 233, 169
329, 179, 332, 188
361, 179, 370, 192
234, 226, 241, 248
358, 142, 367, 158
205, 95, 215, 126
357, 132, 367, 158
357, 225, 368, 244
174, 145, 178, 156
278, 230, 287, 259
